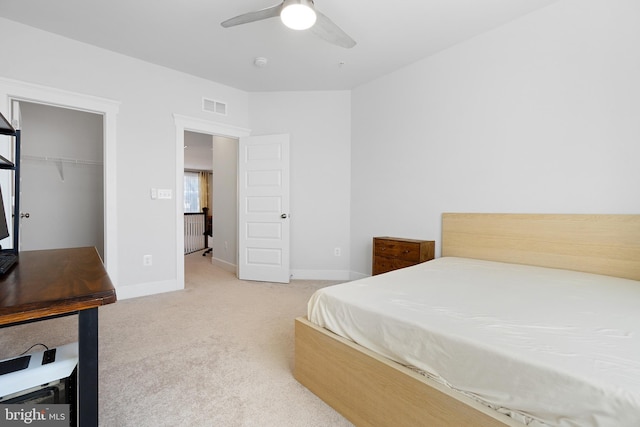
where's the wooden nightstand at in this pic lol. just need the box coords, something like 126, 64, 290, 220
372, 237, 435, 275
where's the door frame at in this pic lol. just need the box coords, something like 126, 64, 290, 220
172, 114, 251, 289
0, 77, 120, 283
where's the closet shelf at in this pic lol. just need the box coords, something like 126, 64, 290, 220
22, 155, 102, 182
22, 155, 102, 166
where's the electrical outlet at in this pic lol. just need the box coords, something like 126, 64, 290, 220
143, 255, 152, 266
334, 247, 341, 257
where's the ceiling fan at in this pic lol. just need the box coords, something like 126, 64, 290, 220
221, 0, 356, 49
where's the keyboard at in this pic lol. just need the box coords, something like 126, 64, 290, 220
0, 355, 31, 376
0, 252, 17, 274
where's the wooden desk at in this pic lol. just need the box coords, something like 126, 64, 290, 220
0, 247, 116, 426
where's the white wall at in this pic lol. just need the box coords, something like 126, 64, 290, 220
0, 17, 249, 297
0, 17, 353, 290
350, 0, 640, 275
249, 91, 351, 280
211, 135, 238, 270
184, 131, 213, 171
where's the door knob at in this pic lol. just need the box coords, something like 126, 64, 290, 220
20, 212, 30, 219
280, 213, 288, 219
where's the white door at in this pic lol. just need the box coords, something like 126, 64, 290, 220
238, 134, 290, 283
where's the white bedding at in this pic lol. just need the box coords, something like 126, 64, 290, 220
307, 257, 640, 427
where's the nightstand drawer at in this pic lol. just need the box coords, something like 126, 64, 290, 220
373, 257, 417, 274
374, 239, 422, 262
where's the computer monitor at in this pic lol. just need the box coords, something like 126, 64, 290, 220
0, 185, 10, 242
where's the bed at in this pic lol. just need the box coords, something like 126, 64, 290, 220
294, 213, 640, 426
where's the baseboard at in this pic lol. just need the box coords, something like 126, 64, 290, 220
115, 279, 182, 300
349, 271, 369, 281
211, 257, 237, 274
290, 269, 351, 281
208, 259, 363, 282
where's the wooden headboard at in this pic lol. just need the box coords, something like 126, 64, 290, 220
442, 213, 640, 281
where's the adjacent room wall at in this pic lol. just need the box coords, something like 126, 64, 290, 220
211, 135, 238, 270
184, 131, 214, 171
350, 0, 640, 276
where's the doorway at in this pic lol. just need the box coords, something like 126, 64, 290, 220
173, 116, 291, 286
183, 131, 214, 255
183, 131, 238, 265
173, 114, 250, 289
18, 101, 104, 258
0, 77, 119, 281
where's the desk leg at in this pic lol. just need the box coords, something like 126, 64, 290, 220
78, 308, 99, 427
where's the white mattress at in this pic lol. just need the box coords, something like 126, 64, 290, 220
307, 257, 640, 427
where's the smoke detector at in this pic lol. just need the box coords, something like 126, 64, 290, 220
254, 57, 268, 68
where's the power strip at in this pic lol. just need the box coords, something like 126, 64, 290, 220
0, 342, 78, 399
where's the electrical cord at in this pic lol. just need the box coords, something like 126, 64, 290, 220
19, 343, 49, 355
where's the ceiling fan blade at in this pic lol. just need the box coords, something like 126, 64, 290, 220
310, 11, 356, 49
221, 3, 283, 28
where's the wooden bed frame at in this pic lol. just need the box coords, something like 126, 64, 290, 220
294, 213, 640, 427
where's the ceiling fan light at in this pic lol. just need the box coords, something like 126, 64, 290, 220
280, 0, 317, 31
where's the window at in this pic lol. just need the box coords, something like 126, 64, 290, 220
184, 171, 212, 213
183, 172, 200, 213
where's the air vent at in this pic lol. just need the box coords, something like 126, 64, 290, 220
202, 98, 227, 116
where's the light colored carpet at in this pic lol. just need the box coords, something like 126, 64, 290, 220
0, 253, 354, 426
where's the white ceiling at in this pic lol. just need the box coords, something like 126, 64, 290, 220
0, 0, 559, 92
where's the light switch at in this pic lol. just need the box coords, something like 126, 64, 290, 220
158, 189, 172, 199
